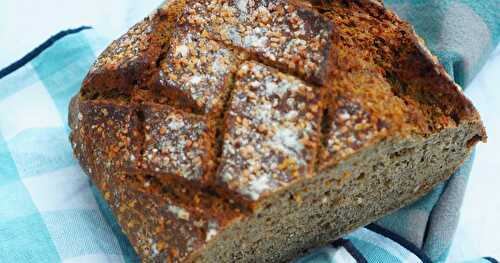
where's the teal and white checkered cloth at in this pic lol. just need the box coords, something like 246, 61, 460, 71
0, 0, 498, 262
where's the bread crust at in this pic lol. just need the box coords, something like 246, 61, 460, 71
69, 0, 486, 261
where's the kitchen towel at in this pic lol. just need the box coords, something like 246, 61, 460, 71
0, 0, 498, 262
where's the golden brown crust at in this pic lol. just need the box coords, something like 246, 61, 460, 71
69, 0, 486, 261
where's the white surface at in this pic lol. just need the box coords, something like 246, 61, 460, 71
62, 254, 125, 263
0, 1, 499, 261
448, 44, 500, 261
0, 0, 163, 69
0, 79, 63, 141
22, 166, 98, 212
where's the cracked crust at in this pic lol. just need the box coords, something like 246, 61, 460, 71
69, 0, 486, 261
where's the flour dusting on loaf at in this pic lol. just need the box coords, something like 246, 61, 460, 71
174, 0, 334, 84
69, 0, 486, 262
219, 61, 321, 201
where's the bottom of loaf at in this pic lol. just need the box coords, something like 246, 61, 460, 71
88, 121, 479, 263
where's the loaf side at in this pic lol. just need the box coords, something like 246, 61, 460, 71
69, 0, 486, 261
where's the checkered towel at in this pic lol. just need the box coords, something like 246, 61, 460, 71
0, 0, 498, 262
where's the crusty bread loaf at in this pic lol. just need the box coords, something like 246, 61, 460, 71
69, 0, 486, 262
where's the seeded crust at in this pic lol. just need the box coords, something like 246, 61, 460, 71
80, 0, 187, 101
217, 61, 323, 204
69, 0, 486, 262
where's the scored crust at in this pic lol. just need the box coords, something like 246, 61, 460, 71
141, 103, 216, 183
171, 0, 335, 85
156, 31, 242, 116
217, 61, 323, 202
69, 0, 486, 262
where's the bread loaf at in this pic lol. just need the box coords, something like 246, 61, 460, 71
69, 0, 486, 262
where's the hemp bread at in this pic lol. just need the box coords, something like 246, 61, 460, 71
69, 0, 486, 262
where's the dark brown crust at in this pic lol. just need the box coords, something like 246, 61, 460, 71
155, 29, 242, 117
81, 15, 164, 99
171, 0, 336, 86
216, 61, 323, 203
139, 102, 216, 183
70, 95, 245, 261
80, 1, 187, 101
349, 0, 484, 133
69, 0, 486, 262
72, 99, 142, 174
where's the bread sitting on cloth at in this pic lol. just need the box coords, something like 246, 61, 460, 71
68, 0, 486, 262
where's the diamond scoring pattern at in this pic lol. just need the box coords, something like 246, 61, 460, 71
79, 0, 334, 203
